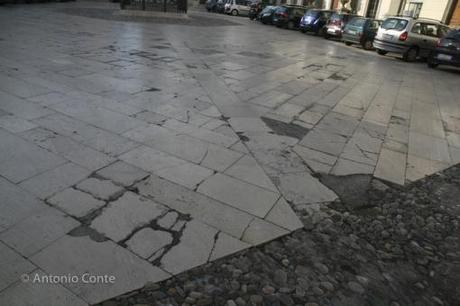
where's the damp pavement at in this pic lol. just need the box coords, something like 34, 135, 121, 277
0, 1, 459, 305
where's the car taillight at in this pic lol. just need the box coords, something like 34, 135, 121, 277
281, 12, 288, 18
436, 39, 442, 47
399, 31, 408, 41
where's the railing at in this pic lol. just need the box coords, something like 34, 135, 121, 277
121, 0, 187, 14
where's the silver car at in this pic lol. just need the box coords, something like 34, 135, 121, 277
373, 17, 450, 62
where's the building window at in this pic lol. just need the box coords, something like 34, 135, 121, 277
406, 1, 423, 18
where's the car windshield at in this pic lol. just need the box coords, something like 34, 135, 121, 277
305, 10, 319, 17
445, 30, 460, 40
381, 18, 408, 30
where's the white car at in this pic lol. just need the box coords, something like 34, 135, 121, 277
225, 0, 251, 16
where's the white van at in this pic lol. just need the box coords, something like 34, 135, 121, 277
225, 0, 251, 16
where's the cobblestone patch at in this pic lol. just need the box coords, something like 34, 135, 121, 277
101, 165, 460, 306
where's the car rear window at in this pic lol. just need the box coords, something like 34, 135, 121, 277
381, 18, 408, 30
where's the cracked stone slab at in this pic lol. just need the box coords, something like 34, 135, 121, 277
126, 228, 173, 259
197, 173, 279, 218
136, 175, 253, 239
30, 236, 170, 305
209, 232, 251, 261
47, 188, 106, 218
91, 191, 165, 242
76, 177, 125, 201
331, 158, 375, 176
160, 220, 217, 274
0, 207, 79, 257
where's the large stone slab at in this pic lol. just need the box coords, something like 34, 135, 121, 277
0, 129, 66, 183
197, 173, 279, 218
0, 207, 79, 257
19, 162, 91, 200
276, 172, 338, 205
0, 177, 47, 229
0, 269, 88, 306
0, 242, 36, 291
30, 236, 170, 304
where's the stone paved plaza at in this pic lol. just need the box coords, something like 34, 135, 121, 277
0, 2, 459, 305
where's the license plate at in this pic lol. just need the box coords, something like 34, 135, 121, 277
437, 53, 452, 61
383, 34, 393, 40
348, 30, 357, 35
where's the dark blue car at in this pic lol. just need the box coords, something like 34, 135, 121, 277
299, 9, 334, 35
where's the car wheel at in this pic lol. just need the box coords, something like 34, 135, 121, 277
287, 21, 295, 30
231, 9, 238, 16
427, 62, 438, 68
345, 42, 352, 46
363, 40, 373, 50
403, 47, 418, 62
377, 49, 388, 55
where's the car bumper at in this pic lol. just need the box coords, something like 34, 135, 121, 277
326, 27, 342, 37
342, 33, 361, 44
299, 24, 317, 32
373, 38, 409, 54
431, 50, 460, 67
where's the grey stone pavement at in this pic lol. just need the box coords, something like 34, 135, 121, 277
0, 2, 459, 305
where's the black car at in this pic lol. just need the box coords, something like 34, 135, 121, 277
342, 17, 382, 50
259, 6, 277, 24
428, 29, 460, 69
272, 5, 308, 30
299, 9, 334, 35
206, 0, 218, 12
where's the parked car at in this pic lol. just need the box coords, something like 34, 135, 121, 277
259, 5, 277, 24
373, 17, 450, 62
206, 0, 218, 12
325, 13, 360, 39
248, 2, 262, 20
427, 29, 460, 68
215, 0, 228, 13
272, 5, 308, 30
299, 9, 334, 35
225, 0, 251, 16
342, 17, 382, 50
